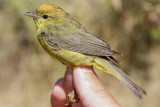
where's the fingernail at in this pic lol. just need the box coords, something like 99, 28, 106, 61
74, 66, 92, 73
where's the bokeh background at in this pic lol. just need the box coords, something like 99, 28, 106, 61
0, 0, 160, 107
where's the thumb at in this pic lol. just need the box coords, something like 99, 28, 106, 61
73, 66, 120, 107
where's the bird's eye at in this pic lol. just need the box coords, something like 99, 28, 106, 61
43, 15, 48, 19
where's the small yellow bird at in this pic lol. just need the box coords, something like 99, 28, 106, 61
24, 4, 146, 100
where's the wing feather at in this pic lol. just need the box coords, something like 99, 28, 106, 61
42, 31, 122, 56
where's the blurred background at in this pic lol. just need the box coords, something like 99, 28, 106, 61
0, 0, 160, 107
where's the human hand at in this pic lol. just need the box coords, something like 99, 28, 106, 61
51, 66, 120, 107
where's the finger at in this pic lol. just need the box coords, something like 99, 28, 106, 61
63, 68, 83, 107
73, 66, 120, 107
63, 68, 74, 95
51, 78, 68, 107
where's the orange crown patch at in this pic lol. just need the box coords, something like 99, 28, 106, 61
37, 4, 61, 12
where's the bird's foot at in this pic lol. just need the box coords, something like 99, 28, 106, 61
65, 89, 79, 106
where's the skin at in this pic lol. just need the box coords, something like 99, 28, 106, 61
51, 66, 121, 107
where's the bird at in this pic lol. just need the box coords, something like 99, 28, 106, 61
23, 4, 146, 103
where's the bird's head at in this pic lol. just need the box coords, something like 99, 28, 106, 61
23, 4, 70, 29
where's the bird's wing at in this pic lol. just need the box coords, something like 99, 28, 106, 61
42, 31, 122, 56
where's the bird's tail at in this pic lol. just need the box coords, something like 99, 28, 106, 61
93, 57, 147, 99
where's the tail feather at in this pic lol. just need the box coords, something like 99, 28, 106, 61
94, 57, 146, 99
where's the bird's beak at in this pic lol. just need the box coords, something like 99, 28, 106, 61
23, 12, 38, 18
